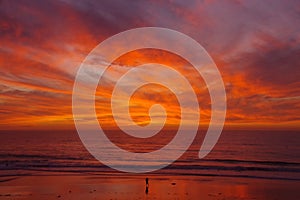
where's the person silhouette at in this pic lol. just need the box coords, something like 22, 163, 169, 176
145, 177, 149, 194
145, 177, 149, 187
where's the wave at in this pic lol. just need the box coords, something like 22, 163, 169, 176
178, 158, 300, 166
1, 153, 300, 182
0, 153, 88, 161
2, 153, 300, 166
1, 168, 300, 182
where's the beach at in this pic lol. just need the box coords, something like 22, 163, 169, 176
1, 0, 300, 199
1, 171, 300, 200
1, 130, 300, 199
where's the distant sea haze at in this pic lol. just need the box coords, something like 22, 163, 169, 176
1, 130, 300, 181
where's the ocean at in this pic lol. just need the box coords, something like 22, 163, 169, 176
1, 130, 300, 181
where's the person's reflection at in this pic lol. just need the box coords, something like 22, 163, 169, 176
145, 177, 149, 194
145, 186, 149, 194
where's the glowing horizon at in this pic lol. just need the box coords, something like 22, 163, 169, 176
0, 0, 299, 130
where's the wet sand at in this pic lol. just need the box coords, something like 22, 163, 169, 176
1, 172, 300, 200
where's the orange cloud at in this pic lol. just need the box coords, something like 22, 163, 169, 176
0, 0, 299, 130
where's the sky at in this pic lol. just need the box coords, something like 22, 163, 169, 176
0, 0, 299, 130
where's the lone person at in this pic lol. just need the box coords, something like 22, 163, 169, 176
145, 177, 149, 187
145, 177, 149, 194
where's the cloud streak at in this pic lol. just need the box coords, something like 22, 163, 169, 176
0, 0, 299, 130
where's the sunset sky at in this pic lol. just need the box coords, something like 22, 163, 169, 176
0, 0, 299, 130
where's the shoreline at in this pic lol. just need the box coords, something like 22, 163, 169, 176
1, 172, 300, 200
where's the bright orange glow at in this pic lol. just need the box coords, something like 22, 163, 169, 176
0, 1, 299, 130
